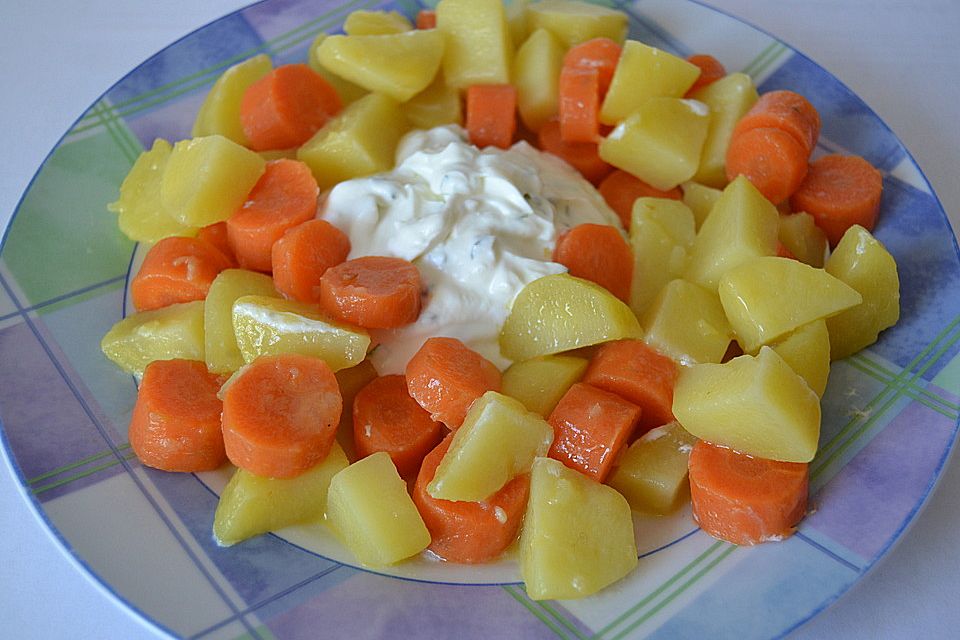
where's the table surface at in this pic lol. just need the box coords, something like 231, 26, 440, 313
2, 1, 959, 638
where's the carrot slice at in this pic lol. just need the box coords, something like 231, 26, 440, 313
405, 337, 502, 428
466, 84, 518, 149
788, 154, 883, 246
537, 119, 612, 185
129, 359, 227, 472
553, 223, 633, 302
685, 54, 726, 94
688, 440, 809, 545
197, 221, 237, 266
598, 169, 682, 229
559, 66, 601, 143
221, 354, 342, 479
240, 63, 342, 151
725, 126, 809, 205
226, 158, 319, 273
563, 37, 622, 97
582, 339, 679, 435
413, 434, 530, 563
732, 89, 821, 155
130, 236, 233, 312
353, 374, 445, 479
271, 219, 351, 303
547, 382, 641, 482
416, 9, 436, 29
319, 255, 422, 329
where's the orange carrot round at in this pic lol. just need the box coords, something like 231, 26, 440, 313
732, 89, 821, 155
559, 66, 601, 143
725, 126, 809, 205
416, 9, 436, 30
197, 221, 237, 266
129, 359, 227, 472
271, 219, 351, 303
688, 440, 809, 545
563, 37, 622, 97
789, 154, 883, 246
685, 54, 726, 94
598, 169, 682, 229
226, 158, 320, 273
240, 63, 342, 151
319, 255, 422, 329
413, 434, 530, 563
405, 337, 502, 428
221, 354, 342, 479
466, 84, 518, 149
353, 374, 445, 479
130, 236, 233, 312
553, 223, 633, 302
537, 119, 612, 185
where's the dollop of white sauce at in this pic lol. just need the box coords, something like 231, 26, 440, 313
322, 125, 621, 374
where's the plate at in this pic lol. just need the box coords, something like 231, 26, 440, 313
2, 1, 959, 638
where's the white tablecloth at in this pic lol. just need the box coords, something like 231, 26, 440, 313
2, 2, 958, 638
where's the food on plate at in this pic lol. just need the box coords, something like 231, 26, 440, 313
129, 236, 233, 312
501, 354, 588, 417
607, 421, 698, 514
101, 300, 205, 377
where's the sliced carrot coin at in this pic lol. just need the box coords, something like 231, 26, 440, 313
271, 218, 351, 303
130, 236, 233, 312
598, 169, 682, 229
553, 223, 633, 302
319, 255, 422, 329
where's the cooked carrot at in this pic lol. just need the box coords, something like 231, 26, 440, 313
353, 374, 445, 479
598, 169, 682, 229
319, 255, 422, 329
405, 337, 502, 428
226, 158, 319, 273
547, 382, 641, 482
416, 9, 436, 29
240, 63, 342, 151
413, 434, 530, 563
197, 222, 237, 266
129, 359, 227, 472
537, 119, 612, 185
582, 339, 678, 435
559, 67, 601, 143
685, 54, 726, 94
130, 236, 233, 312
553, 223, 633, 302
563, 37, 622, 97
789, 154, 883, 246
688, 440, 809, 545
271, 219, 351, 303
466, 84, 518, 149
725, 126, 809, 205
732, 89, 821, 155
221, 353, 342, 479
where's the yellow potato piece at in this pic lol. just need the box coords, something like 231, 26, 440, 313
764, 320, 831, 398
403, 75, 463, 130
308, 33, 367, 106
100, 301, 205, 377
629, 198, 696, 317
513, 28, 565, 133
526, 0, 628, 48
681, 180, 722, 231
333, 359, 379, 462
608, 421, 698, 515
779, 211, 828, 268
501, 354, 588, 417
343, 10, 412, 36
204, 269, 278, 374
689, 72, 759, 188
437, 0, 513, 89
642, 279, 733, 365
192, 54, 272, 146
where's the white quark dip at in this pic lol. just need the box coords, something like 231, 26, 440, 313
321, 125, 621, 374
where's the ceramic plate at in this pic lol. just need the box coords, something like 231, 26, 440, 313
2, 1, 959, 638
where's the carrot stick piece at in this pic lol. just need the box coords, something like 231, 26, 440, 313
319, 255, 422, 329
353, 374, 445, 479
416, 9, 436, 30
129, 359, 227, 472
547, 382, 641, 482
553, 223, 633, 302
271, 219, 351, 304
130, 236, 233, 312
537, 119, 612, 185
413, 434, 530, 563
732, 89, 821, 155
685, 54, 726, 95
240, 63, 342, 152
226, 158, 319, 273
582, 339, 679, 435
563, 37, 622, 97
788, 154, 883, 247
597, 169, 682, 229
405, 337, 502, 429
688, 440, 809, 545
197, 221, 237, 266
559, 66, 601, 143
466, 84, 518, 149
724, 126, 809, 205
221, 354, 342, 479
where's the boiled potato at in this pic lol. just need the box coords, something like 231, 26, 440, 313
213, 442, 349, 546
607, 421, 698, 514
403, 75, 463, 129
600, 41, 700, 125
689, 72, 758, 188
501, 354, 588, 417
824, 225, 900, 360
343, 10, 412, 35
629, 197, 696, 316
520, 457, 637, 600
326, 452, 431, 566
192, 54, 272, 146
526, 0, 628, 48
681, 181, 722, 230
437, 0, 513, 89
204, 269, 278, 374
333, 360, 379, 462
642, 279, 733, 365
672, 347, 821, 463
765, 320, 831, 397
513, 28, 565, 132
506, 0, 531, 47
427, 391, 553, 502
100, 301, 205, 377
308, 33, 367, 105
499, 273, 643, 362
779, 211, 828, 268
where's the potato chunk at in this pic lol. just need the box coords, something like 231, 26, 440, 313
526, 0, 628, 48
672, 347, 821, 463
499, 273, 643, 362
513, 28, 565, 132
403, 76, 463, 129
307, 33, 367, 106
343, 10, 412, 35
689, 72, 758, 188
204, 269, 278, 374
824, 225, 900, 360
100, 301, 205, 377
779, 211, 827, 268
501, 354, 588, 417
608, 421, 698, 514
629, 197, 696, 316
681, 181, 723, 230
326, 452, 431, 566
642, 279, 733, 365
520, 457, 637, 600
428, 392, 553, 502
192, 54, 272, 146
765, 320, 831, 397
437, 0, 513, 89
